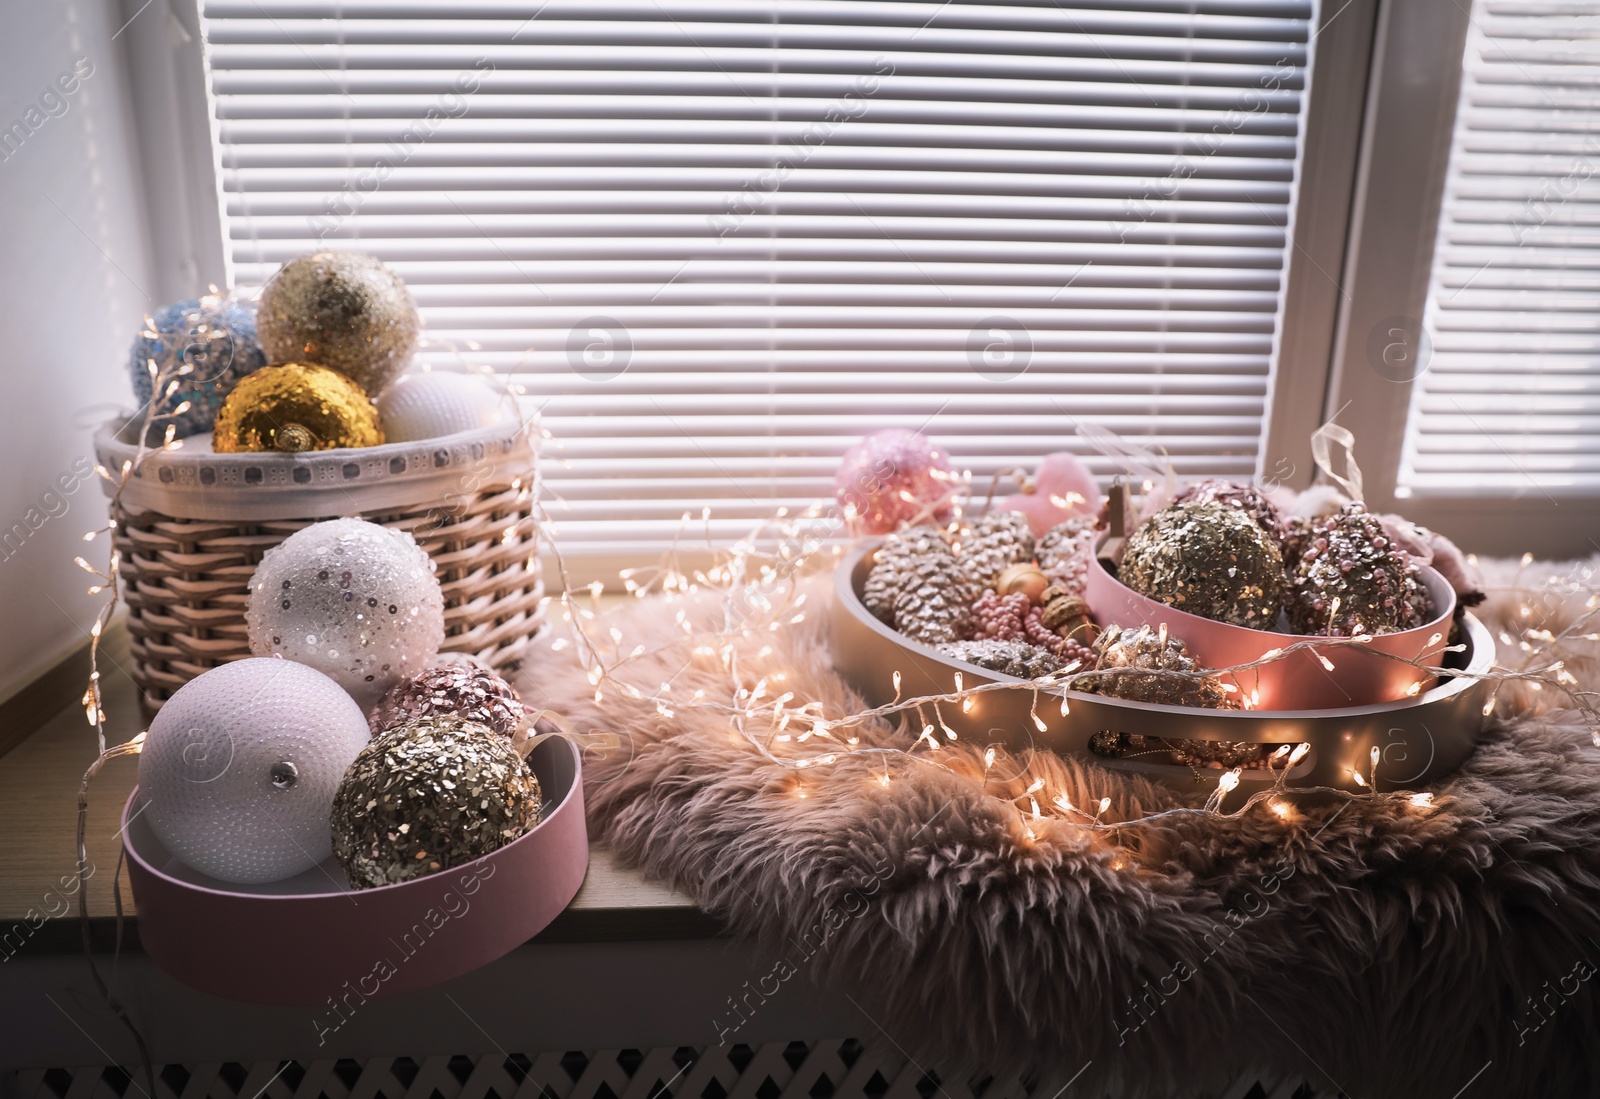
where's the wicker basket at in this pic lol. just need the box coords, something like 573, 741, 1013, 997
95, 419, 545, 714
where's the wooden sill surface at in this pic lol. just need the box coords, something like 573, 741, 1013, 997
0, 620, 719, 955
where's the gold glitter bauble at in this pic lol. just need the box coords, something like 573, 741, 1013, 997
331, 715, 542, 889
1119, 503, 1285, 629
257, 251, 420, 395
212, 362, 383, 453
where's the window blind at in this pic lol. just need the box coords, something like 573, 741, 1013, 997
1399, 0, 1600, 498
201, 0, 1317, 558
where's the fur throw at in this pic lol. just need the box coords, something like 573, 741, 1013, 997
517, 557, 1600, 1098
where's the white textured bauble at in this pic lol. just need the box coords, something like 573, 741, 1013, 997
137, 659, 370, 884
246, 518, 446, 708
375, 371, 510, 443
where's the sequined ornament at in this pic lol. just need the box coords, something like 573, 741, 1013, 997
212, 362, 383, 453
1119, 503, 1286, 629
137, 659, 369, 884
257, 251, 420, 395
938, 638, 1063, 679
369, 656, 525, 738
862, 525, 956, 623
127, 292, 269, 437
1172, 478, 1288, 545
1074, 624, 1237, 709
958, 510, 1036, 592
1036, 516, 1096, 597
375, 370, 511, 443
331, 715, 542, 889
1287, 501, 1428, 636
834, 429, 955, 534
246, 517, 445, 708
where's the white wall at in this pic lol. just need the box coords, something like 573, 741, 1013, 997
0, 0, 156, 703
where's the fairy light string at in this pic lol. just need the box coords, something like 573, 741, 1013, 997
534, 486, 1600, 843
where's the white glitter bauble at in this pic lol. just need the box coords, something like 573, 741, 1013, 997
137, 659, 370, 884
374, 371, 510, 443
246, 518, 446, 708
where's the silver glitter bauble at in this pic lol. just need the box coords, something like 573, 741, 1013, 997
369, 657, 525, 738
331, 715, 542, 889
1119, 503, 1286, 629
137, 659, 369, 884
257, 251, 420, 395
246, 518, 445, 708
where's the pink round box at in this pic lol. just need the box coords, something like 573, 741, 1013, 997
122, 735, 588, 1006
1084, 547, 1457, 710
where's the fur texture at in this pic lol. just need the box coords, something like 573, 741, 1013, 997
517, 557, 1600, 1097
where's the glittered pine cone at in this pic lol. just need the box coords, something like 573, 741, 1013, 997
958, 511, 1036, 592
1074, 624, 1237, 709
888, 553, 977, 646
862, 525, 956, 624
1036, 516, 1096, 596
938, 638, 1063, 679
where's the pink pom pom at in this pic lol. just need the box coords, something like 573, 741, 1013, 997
834, 429, 954, 534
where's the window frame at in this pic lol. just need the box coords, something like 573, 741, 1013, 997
1322, 0, 1599, 558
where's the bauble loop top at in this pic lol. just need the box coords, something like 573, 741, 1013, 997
127, 292, 269, 438
257, 251, 420, 395
213, 362, 383, 453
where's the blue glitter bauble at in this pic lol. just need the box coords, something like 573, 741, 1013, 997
127, 294, 269, 437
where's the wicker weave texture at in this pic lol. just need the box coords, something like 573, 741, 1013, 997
113, 481, 544, 714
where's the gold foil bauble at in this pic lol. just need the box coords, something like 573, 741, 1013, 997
212, 362, 383, 453
331, 715, 542, 889
257, 251, 420, 395
995, 563, 1049, 603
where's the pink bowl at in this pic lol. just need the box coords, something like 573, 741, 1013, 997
1084, 548, 1456, 710
123, 735, 588, 1006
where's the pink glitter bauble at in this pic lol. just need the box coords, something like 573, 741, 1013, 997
834, 429, 954, 534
